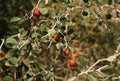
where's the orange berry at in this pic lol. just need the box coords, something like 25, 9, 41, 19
73, 52, 79, 58
64, 49, 70, 56
68, 59, 77, 67
54, 33, 60, 41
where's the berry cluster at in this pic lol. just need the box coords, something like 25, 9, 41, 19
64, 49, 79, 67
32, 8, 79, 67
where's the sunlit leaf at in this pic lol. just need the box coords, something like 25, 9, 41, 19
106, 55, 116, 62
4, 76, 13, 81
27, 77, 33, 81
6, 37, 18, 45
48, 28, 56, 35
10, 17, 21, 22
96, 71, 106, 78
55, 43, 64, 49
88, 74, 97, 81
40, 8, 48, 15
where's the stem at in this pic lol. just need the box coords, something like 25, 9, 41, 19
0, 39, 4, 50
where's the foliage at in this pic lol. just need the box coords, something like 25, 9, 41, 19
0, 0, 120, 81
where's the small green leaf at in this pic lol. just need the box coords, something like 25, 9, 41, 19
106, 55, 116, 62
5, 60, 12, 66
31, 32, 38, 38
10, 17, 21, 22
96, 71, 106, 78
24, 59, 31, 65
68, 28, 74, 35
48, 28, 56, 35
78, 56, 86, 67
55, 43, 64, 49
118, 66, 120, 73
70, 34, 80, 40
88, 75, 97, 81
40, 23, 47, 32
40, 8, 48, 15
58, 26, 65, 31
9, 57, 18, 65
108, 0, 112, 5
4, 76, 13, 81
22, 30, 28, 37
69, 2, 76, 7
6, 37, 18, 45
27, 77, 33, 81
46, 72, 54, 80
60, 17, 67, 25
7, 49, 16, 57
39, 64, 45, 71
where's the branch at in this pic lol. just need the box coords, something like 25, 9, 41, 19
0, 39, 5, 50
30, 0, 41, 18
68, 52, 120, 81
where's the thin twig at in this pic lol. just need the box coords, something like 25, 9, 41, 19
30, 0, 41, 18
68, 52, 120, 81
0, 39, 5, 49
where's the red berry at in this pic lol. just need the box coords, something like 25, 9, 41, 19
73, 52, 79, 58
33, 9, 41, 17
68, 59, 77, 67
64, 49, 70, 56
54, 33, 60, 41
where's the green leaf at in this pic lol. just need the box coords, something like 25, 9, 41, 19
108, 0, 112, 5
4, 76, 13, 81
96, 71, 106, 78
5, 60, 12, 66
24, 59, 32, 65
48, 28, 56, 35
83, 0, 89, 3
39, 64, 45, 71
22, 30, 28, 37
6, 37, 18, 45
60, 17, 67, 25
40, 23, 47, 32
70, 34, 80, 40
78, 56, 86, 67
55, 43, 64, 49
7, 49, 16, 57
111, 77, 119, 80
69, 2, 76, 7
118, 66, 120, 73
88, 75, 97, 81
31, 32, 38, 38
46, 72, 54, 80
27, 77, 33, 81
40, 8, 48, 15
9, 57, 18, 65
106, 55, 116, 62
68, 28, 74, 35
10, 17, 21, 22
59, 26, 65, 31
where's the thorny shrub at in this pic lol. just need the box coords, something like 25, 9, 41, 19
0, 0, 120, 81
